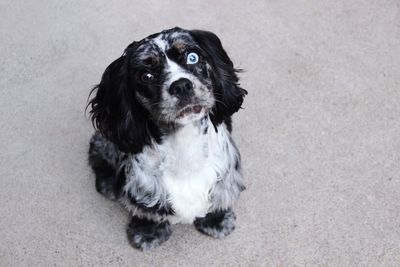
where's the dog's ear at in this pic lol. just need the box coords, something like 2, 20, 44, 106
190, 30, 247, 121
87, 45, 155, 153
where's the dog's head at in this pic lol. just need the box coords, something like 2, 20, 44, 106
88, 27, 247, 153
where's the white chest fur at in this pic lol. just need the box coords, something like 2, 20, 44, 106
124, 117, 236, 224
123, 116, 241, 224
160, 121, 217, 223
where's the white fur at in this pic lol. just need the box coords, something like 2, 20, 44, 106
164, 57, 193, 87
152, 35, 194, 87
152, 35, 167, 51
161, 121, 215, 223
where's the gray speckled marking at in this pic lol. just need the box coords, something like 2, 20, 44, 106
195, 210, 236, 239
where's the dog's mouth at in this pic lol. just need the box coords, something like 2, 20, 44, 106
177, 105, 204, 118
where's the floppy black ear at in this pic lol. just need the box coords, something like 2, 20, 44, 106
87, 47, 156, 154
190, 30, 247, 123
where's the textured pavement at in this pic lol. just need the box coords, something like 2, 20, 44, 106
1, 0, 400, 266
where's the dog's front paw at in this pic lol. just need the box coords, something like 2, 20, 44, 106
194, 209, 236, 239
127, 217, 172, 251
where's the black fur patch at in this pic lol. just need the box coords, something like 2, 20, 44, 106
127, 217, 172, 251
89, 132, 123, 199
190, 30, 247, 128
194, 209, 236, 239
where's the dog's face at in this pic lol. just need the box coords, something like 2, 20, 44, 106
88, 27, 247, 153
130, 29, 215, 125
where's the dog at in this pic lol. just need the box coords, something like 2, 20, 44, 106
87, 27, 247, 250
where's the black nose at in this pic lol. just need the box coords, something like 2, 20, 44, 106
169, 78, 193, 96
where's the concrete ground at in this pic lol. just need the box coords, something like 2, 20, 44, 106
1, 0, 400, 266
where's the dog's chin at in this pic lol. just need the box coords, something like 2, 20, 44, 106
175, 105, 208, 125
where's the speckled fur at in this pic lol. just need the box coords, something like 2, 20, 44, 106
194, 210, 236, 239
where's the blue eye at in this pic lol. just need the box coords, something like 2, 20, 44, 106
186, 52, 199, 64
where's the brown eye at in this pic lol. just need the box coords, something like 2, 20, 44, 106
141, 72, 154, 83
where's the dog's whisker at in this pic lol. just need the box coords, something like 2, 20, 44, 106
213, 98, 228, 108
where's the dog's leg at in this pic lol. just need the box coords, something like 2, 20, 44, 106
194, 209, 236, 239
127, 217, 172, 251
88, 132, 123, 200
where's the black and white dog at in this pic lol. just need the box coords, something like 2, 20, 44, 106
87, 27, 247, 250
